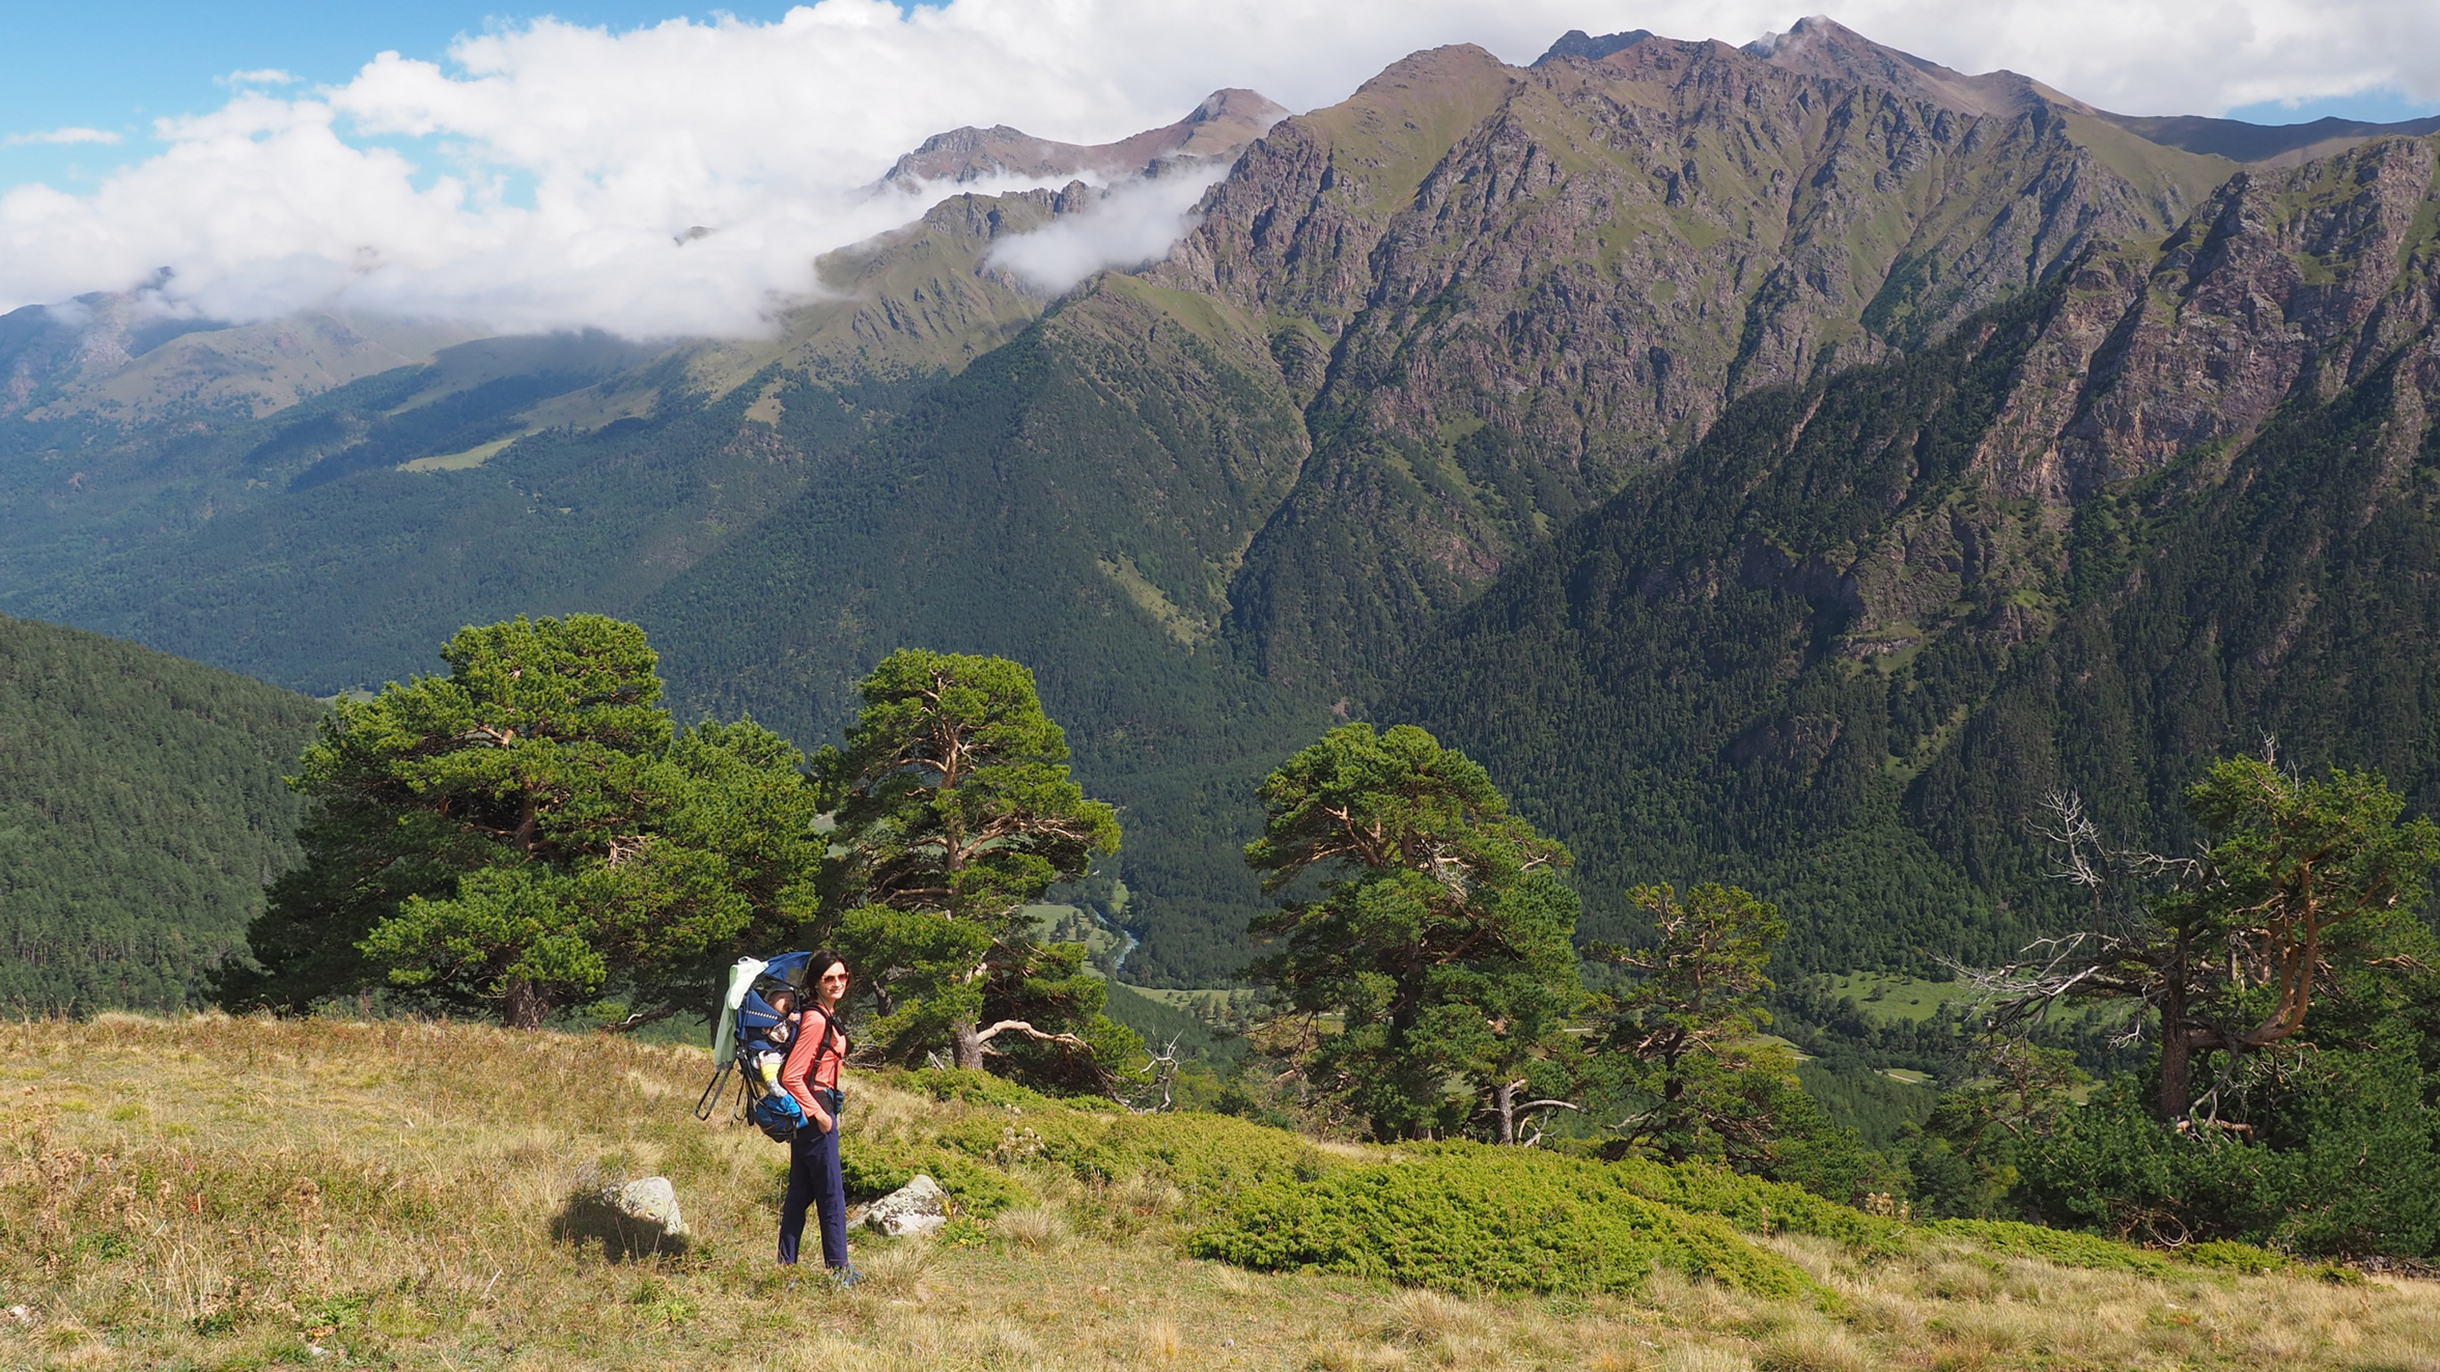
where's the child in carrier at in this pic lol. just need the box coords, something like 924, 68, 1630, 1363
753, 987, 799, 1093
744, 985, 808, 1138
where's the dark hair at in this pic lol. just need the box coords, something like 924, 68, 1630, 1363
805, 951, 849, 999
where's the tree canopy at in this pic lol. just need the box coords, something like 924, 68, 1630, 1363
819, 649, 1131, 1079
221, 615, 825, 1028
1981, 755, 2440, 1121
1245, 722, 1582, 1141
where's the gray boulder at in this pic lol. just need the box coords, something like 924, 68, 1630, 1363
863, 1174, 948, 1237
609, 1176, 689, 1239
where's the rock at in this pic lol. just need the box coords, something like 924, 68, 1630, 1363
607, 1176, 689, 1239
863, 1174, 948, 1237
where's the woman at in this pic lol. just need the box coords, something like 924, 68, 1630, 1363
777, 951, 854, 1279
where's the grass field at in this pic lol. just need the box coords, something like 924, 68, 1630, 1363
1816, 974, 1981, 1026
5, 1015, 2439, 1371
1124, 987, 1263, 1027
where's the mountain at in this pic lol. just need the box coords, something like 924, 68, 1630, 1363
0, 614, 321, 1011
1162, 31, 2229, 691
0, 296, 488, 423
877, 88, 1290, 189
6, 23, 2440, 991
1734, 16, 2440, 169
1391, 131, 2440, 962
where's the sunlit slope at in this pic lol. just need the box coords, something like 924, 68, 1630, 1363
7, 1014, 2436, 1371
1393, 133, 2440, 963
1169, 34, 2231, 692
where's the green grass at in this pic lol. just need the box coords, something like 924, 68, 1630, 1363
1821, 972, 1981, 1025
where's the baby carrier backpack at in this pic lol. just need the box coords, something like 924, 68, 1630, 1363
694, 952, 824, 1141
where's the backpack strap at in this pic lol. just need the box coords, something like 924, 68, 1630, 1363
804, 1003, 848, 1080
784, 1001, 849, 1094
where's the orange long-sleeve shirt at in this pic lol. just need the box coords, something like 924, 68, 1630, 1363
780, 1002, 845, 1112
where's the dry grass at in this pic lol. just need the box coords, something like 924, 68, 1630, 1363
4, 1014, 2440, 1371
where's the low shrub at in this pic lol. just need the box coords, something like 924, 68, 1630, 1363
903, 1067, 1117, 1113
1049, 1111, 1350, 1207
1606, 1155, 1910, 1254
2180, 1239, 2288, 1274
1925, 1219, 2177, 1276
1188, 1149, 1813, 1297
839, 1137, 1032, 1217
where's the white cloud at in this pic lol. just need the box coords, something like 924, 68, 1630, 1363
988, 166, 1231, 294
220, 68, 302, 86
6, 127, 124, 147
1, 1, 2433, 339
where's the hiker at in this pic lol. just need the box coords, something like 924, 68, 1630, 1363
777, 951, 854, 1278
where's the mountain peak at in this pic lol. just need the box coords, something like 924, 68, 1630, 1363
879, 88, 1288, 192
1533, 29, 1655, 66
1740, 14, 2052, 118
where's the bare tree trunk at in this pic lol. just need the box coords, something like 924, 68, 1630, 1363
1494, 1079, 1516, 1145
504, 981, 550, 1031
951, 1021, 985, 1071
2159, 976, 2193, 1120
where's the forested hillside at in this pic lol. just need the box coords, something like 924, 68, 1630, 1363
0, 614, 320, 1010
1395, 131, 2440, 966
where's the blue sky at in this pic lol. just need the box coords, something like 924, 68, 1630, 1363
0, 2, 824, 187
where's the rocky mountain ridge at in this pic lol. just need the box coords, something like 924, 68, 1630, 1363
1390, 127, 2440, 957
876, 88, 1289, 189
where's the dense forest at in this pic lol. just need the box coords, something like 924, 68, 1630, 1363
0, 614, 320, 1010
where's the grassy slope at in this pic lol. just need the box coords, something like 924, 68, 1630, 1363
7, 1015, 2438, 1372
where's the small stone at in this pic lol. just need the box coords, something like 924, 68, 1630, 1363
863, 1174, 948, 1237
606, 1176, 689, 1239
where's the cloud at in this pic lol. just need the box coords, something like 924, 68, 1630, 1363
987, 167, 1230, 294
1, 1, 2433, 339
220, 68, 302, 86
7, 127, 124, 147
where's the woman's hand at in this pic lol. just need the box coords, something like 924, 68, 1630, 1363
810, 1105, 835, 1133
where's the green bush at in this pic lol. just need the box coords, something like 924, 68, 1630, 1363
2013, 1047, 2440, 1259
1050, 1111, 1347, 1205
2180, 1240, 2287, 1274
913, 1096, 1352, 1218
838, 1137, 1032, 1217
1924, 1219, 2177, 1276
1604, 1154, 1910, 1254
902, 1067, 1076, 1112
1189, 1149, 1812, 1297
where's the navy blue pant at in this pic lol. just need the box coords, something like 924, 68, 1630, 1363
778, 1089, 848, 1268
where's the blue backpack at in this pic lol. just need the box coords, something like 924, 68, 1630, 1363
693, 952, 819, 1141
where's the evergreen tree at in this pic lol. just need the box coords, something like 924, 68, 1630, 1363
221, 615, 825, 1028
1983, 755, 2440, 1120
818, 649, 1133, 1080
1244, 722, 1581, 1141
1593, 882, 1789, 1163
